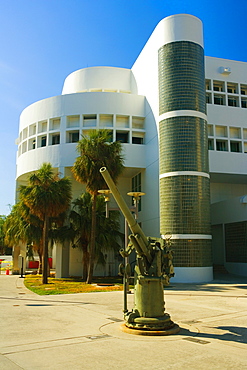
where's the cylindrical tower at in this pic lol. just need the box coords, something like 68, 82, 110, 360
158, 15, 212, 282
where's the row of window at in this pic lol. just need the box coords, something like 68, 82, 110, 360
208, 124, 247, 153
208, 124, 247, 139
206, 80, 247, 95
206, 80, 247, 108
208, 139, 247, 153
18, 129, 145, 156
206, 93, 247, 108
18, 114, 145, 143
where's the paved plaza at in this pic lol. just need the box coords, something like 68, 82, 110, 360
0, 273, 247, 369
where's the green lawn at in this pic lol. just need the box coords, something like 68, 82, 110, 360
24, 275, 124, 295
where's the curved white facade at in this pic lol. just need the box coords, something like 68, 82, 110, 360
62, 66, 138, 95
16, 66, 154, 278
17, 90, 147, 179
16, 66, 149, 181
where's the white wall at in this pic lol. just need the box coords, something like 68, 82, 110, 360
62, 66, 138, 95
17, 91, 146, 179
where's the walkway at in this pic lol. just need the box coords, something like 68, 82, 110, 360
0, 274, 246, 369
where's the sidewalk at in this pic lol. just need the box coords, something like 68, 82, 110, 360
0, 273, 246, 369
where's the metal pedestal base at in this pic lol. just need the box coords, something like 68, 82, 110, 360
120, 323, 180, 336
122, 312, 180, 335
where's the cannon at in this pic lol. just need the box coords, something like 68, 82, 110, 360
100, 167, 179, 334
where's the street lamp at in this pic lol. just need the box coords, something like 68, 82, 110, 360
127, 191, 145, 219
98, 189, 112, 218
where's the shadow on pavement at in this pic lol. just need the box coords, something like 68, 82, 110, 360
181, 325, 247, 345
165, 272, 247, 293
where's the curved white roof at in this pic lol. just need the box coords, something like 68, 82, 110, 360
62, 66, 138, 95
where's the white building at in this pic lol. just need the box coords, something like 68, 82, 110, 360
15, 14, 247, 281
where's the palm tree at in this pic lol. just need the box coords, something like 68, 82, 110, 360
69, 192, 91, 281
19, 163, 72, 284
72, 129, 124, 283
69, 192, 123, 280
0, 215, 7, 255
4, 202, 44, 272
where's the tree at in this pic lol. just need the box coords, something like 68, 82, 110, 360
19, 163, 72, 284
0, 215, 11, 255
4, 203, 43, 264
69, 192, 123, 280
72, 129, 124, 283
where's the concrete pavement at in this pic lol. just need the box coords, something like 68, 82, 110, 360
0, 273, 247, 369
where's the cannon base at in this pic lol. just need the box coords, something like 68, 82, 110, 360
122, 312, 180, 335
120, 322, 180, 336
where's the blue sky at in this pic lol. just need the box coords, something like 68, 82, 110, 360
0, 0, 246, 215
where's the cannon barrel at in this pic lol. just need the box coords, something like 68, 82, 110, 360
100, 167, 152, 262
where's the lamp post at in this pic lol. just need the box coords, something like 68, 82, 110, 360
127, 192, 145, 219
98, 189, 112, 218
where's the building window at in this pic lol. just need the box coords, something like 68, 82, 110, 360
207, 124, 214, 136
216, 140, 228, 151
229, 127, 241, 139
67, 131, 79, 143
23, 128, 28, 140
241, 99, 247, 108
38, 120, 47, 133
132, 136, 143, 144
50, 118, 60, 130
215, 125, 227, 137
28, 138, 36, 150
83, 114, 97, 127
228, 96, 238, 107
214, 94, 225, 105
41, 136, 47, 147
67, 115, 80, 128
29, 124, 36, 136
132, 117, 144, 129
99, 114, 113, 127
213, 80, 225, 92
240, 84, 247, 95
208, 139, 214, 150
116, 131, 129, 143
205, 79, 211, 90
52, 134, 60, 145
227, 82, 238, 94
206, 93, 212, 104
116, 115, 129, 128
22, 141, 27, 153
230, 141, 241, 153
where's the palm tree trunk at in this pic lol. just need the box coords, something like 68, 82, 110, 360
42, 215, 49, 284
86, 193, 97, 284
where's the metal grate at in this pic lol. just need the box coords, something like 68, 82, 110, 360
183, 337, 210, 345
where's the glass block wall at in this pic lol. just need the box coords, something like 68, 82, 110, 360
158, 41, 212, 267
159, 42, 206, 114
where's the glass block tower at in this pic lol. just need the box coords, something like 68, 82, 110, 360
158, 15, 212, 281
